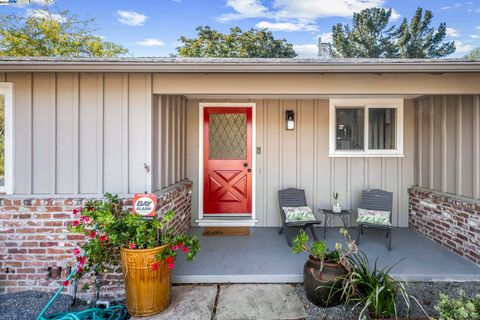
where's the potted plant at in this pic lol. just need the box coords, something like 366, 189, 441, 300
332, 192, 341, 213
292, 228, 354, 307
67, 193, 200, 317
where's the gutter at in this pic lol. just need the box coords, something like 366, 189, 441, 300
1, 61, 480, 73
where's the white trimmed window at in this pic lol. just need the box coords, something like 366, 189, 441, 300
329, 99, 404, 157
0, 83, 13, 194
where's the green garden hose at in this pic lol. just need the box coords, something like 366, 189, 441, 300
36, 264, 127, 320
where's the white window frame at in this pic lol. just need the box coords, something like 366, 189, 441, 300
329, 98, 404, 157
0, 83, 14, 194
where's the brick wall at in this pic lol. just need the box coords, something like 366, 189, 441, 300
0, 180, 192, 299
409, 187, 480, 265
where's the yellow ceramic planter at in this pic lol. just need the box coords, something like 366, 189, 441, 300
120, 245, 171, 317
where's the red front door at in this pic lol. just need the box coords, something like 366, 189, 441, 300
203, 107, 252, 215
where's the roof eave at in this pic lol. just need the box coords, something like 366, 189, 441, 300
1, 62, 480, 73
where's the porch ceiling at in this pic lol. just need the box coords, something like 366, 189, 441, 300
172, 227, 480, 283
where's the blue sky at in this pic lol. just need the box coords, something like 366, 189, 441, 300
2, 0, 480, 57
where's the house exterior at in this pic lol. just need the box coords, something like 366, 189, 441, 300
0, 57, 479, 295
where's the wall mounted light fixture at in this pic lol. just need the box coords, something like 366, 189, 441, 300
286, 110, 295, 130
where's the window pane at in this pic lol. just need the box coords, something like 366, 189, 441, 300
0, 94, 4, 187
209, 113, 247, 159
336, 108, 364, 150
369, 108, 396, 149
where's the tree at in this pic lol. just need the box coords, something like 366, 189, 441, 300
332, 8, 398, 58
331, 7, 455, 58
396, 8, 455, 58
0, 7, 128, 57
465, 48, 480, 59
176, 26, 296, 58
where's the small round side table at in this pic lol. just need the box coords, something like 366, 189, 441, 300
318, 209, 352, 239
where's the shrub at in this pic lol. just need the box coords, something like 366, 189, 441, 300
435, 290, 480, 320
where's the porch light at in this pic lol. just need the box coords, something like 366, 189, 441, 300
286, 110, 295, 130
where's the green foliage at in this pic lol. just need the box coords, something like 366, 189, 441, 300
435, 290, 480, 320
332, 8, 398, 58
0, 6, 128, 57
67, 193, 200, 282
334, 252, 426, 319
465, 48, 480, 60
292, 230, 342, 268
396, 8, 455, 58
332, 7, 455, 58
176, 26, 296, 58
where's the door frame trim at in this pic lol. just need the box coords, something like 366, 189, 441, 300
198, 102, 256, 223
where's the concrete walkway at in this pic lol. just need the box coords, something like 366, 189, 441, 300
133, 284, 307, 320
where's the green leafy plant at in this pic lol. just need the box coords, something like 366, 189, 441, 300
292, 229, 342, 272
67, 193, 200, 285
334, 251, 429, 319
332, 192, 340, 206
435, 290, 480, 320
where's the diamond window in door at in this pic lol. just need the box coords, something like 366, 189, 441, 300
209, 113, 247, 159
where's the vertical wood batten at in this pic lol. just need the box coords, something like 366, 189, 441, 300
456, 96, 463, 196
474, 95, 480, 199
97, 74, 104, 194
428, 97, 434, 189
72, 74, 79, 194
441, 96, 448, 192
122, 73, 129, 194
417, 99, 423, 188
145, 73, 152, 192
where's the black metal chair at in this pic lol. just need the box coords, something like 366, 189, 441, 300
278, 188, 322, 247
356, 189, 394, 251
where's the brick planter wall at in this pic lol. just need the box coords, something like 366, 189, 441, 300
0, 180, 192, 299
408, 187, 480, 265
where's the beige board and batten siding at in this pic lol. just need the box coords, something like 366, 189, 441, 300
414, 95, 480, 200
3, 72, 157, 195
152, 95, 187, 191
186, 98, 415, 227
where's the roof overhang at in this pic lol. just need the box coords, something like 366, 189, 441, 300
0, 57, 480, 73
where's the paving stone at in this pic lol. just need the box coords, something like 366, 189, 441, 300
215, 284, 307, 320
132, 284, 217, 320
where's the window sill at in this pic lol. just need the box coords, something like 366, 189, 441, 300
329, 153, 405, 158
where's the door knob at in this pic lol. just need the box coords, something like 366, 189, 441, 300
243, 163, 248, 167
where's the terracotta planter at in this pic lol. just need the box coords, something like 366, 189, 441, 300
120, 245, 171, 317
303, 256, 347, 307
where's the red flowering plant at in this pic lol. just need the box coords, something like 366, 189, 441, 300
67, 193, 200, 285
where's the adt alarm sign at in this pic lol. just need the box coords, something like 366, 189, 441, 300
133, 194, 157, 218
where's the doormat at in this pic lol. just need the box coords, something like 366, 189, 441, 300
202, 227, 249, 237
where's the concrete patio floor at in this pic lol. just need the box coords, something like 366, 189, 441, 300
173, 227, 480, 283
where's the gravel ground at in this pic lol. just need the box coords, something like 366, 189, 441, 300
0, 291, 126, 320
1, 282, 478, 320
296, 281, 480, 320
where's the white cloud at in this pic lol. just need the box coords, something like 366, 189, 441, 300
218, 0, 271, 22
476, 26, 480, 31
446, 27, 460, 37
272, 0, 385, 19
441, 3, 462, 10
136, 38, 164, 46
293, 44, 318, 58
117, 10, 148, 26
455, 40, 475, 53
256, 20, 317, 32
27, 9, 65, 22
390, 9, 401, 21
318, 32, 332, 43
218, 0, 400, 38
470, 34, 480, 39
